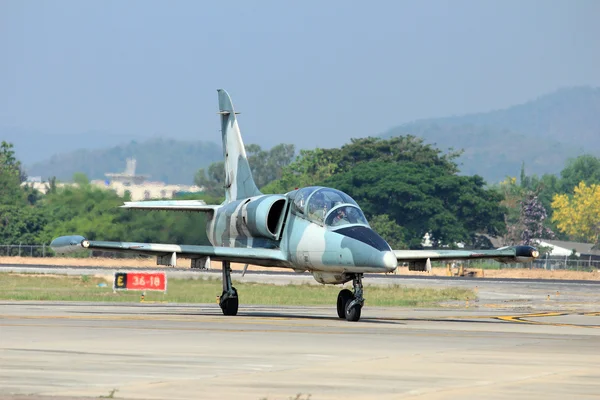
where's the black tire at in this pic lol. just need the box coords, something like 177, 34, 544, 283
345, 301, 362, 322
220, 287, 239, 316
337, 289, 354, 319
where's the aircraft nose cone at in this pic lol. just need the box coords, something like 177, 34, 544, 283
382, 251, 397, 272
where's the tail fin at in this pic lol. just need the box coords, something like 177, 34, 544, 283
217, 89, 262, 202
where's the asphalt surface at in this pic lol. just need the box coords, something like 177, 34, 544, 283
1, 303, 600, 400
1, 265, 600, 399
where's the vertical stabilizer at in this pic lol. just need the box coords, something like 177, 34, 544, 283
217, 89, 262, 202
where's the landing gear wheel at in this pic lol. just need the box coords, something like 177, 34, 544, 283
337, 289, 354, 319
345, 300, 362, 322
343, 274, 364, 322
220, 287, 238, 316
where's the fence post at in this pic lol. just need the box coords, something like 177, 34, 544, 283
19, 242, 21, 257
43, 243, 46, 257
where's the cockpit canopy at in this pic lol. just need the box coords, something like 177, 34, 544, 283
289, 186, 369, 228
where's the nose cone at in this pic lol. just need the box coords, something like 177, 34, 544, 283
333, 226, 397, 272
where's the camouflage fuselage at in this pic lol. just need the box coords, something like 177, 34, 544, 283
206, 191, 397, 282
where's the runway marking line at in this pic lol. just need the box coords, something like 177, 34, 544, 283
495, 312, 600, 329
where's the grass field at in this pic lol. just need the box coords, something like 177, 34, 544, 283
0, 273, 475, 307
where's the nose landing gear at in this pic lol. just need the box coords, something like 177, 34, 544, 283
336, 274, 364, 322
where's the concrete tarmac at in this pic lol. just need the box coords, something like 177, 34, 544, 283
1, 300, 600, 400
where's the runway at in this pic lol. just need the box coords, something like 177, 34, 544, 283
1, 302, 600, 400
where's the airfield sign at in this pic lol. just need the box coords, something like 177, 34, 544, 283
113, 272, 167, 292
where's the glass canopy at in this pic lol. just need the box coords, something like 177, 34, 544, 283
291, 187, 368, 227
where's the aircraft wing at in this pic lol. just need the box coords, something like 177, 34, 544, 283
121, 200, 220, 212
394, 245, 539, 265
50, 235, 289, 268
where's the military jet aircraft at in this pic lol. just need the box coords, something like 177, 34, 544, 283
51, 89, 539, 321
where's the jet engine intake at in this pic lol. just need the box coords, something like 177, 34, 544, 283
242, 195, 288, 240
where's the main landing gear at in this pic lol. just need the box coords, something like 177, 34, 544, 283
337, 274, 364, 322
219, 261, 238, 316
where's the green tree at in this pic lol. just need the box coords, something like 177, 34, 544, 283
263, 136, 461, 194
0, 205, 48, 245
38, 182, 212, 249
369, 214, 408, 249
246, 144, 295, 188
0, 141, 26, 205
194, 161, 226, 198
39, 184, 126, 243
72, 172, 90, 186
196, 143, 295, 197
559, 155, 600, 193
322, 161, 505, 248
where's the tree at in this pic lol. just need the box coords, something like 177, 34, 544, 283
195, 143, 295, 197
520, 194, 555, 245
322, 161, 505, 248
0, 141, 26, 205
551, 182, 600, 245
263, 148, 339, 193
0, 205, 48, 245
246, 143, 295, 189
38, 181, 212, 248
72, 172, 90, 186
559, 155, 600, 193
369, 214, 408, 249
496, 177, 524, 245
194, 161, 226, 198
263, 136, 461, 194
497, 160, 567, 245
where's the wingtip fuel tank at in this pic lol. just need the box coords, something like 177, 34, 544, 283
50, 235, 88, 255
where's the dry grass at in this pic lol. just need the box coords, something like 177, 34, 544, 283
3, 256, 598, 280
0, 273, 474, 307
0, 256, 288, 272
391, 266, 600, 281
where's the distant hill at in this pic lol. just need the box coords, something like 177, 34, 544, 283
20, 87, 600, 185
382, 87, 600, 183
26, 138, 222, 184
1, 127, 146, 166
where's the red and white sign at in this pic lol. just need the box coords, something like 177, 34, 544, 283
114, 272, 167, 292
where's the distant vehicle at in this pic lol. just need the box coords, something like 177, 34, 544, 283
52, 90, 539, 321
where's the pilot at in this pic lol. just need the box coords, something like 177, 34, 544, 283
331, 208, 348, 226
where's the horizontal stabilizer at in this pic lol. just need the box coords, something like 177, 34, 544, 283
121, 200, 220, 212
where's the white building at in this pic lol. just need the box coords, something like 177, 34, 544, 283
534, 239, 600, 258
22, 158, 203, 201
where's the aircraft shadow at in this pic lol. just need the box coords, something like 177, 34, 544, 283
72, 308, 514, 326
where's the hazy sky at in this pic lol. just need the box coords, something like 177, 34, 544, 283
2, 0, 599, 149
